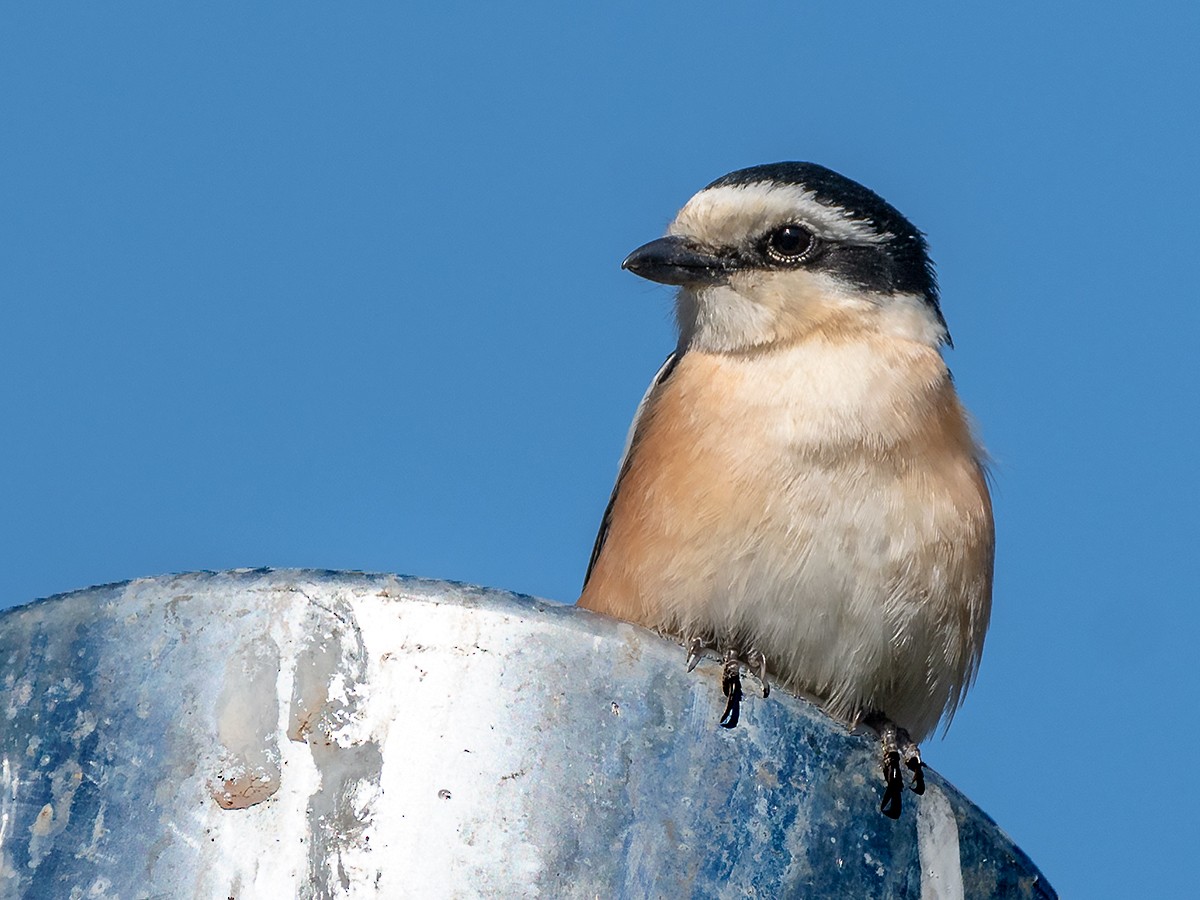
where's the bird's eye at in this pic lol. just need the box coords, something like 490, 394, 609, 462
764, 224, 814, 263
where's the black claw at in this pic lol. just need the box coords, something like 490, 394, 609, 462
719, 690, 740, 728
688, 645, 770, 729
719, 653, 743, 728
868, 715, 908, 818
880, 750, 903, 818
880, 786, 903, 818
906, 757, 926, 795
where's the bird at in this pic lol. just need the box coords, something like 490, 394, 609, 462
576, 162, 994, 818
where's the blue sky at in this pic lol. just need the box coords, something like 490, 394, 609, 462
2, 3, 1196, 895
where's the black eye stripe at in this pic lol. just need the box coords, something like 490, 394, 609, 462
764, 224, 815, 263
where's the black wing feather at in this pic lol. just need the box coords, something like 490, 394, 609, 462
582, 352, 680, 589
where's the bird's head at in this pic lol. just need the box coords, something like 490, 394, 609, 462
623, 163, 949, 353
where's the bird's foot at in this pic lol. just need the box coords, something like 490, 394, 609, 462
683, 639, 769, 729
866, 714, 925, 819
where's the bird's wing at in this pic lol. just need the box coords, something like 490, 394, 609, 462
582, 351, 681, 589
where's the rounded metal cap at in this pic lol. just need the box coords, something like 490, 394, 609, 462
0, 569, 1055, 897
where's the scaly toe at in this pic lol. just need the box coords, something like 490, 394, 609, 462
745, 647, 770, 698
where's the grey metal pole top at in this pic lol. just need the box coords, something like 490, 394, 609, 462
0, 569, 1054, 898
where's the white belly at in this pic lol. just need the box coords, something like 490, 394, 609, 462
685, 452, 988, 741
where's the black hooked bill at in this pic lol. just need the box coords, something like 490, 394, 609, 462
622, 236, 731, 286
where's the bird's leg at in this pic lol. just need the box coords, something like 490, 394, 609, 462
719, 648, 743, 729
877, 719, 904, 819
683, 639, 768, 729
864, 713, 923, 818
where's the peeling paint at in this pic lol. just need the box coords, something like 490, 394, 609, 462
210, 636, 282, 810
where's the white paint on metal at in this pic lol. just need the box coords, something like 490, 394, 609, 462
918, 783, 965, 900
0, 570, 1055, 898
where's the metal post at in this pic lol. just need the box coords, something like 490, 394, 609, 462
0, 569, 1054, 898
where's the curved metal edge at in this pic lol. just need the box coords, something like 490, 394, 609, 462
0, 568, 1057, 899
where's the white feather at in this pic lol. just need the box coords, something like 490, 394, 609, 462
670, 182, 892, 248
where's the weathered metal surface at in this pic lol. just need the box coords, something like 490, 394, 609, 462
0, 569, 1055, 898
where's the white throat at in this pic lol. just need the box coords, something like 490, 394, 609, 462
675, 272, 947, 355
675, 284, 777, 353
